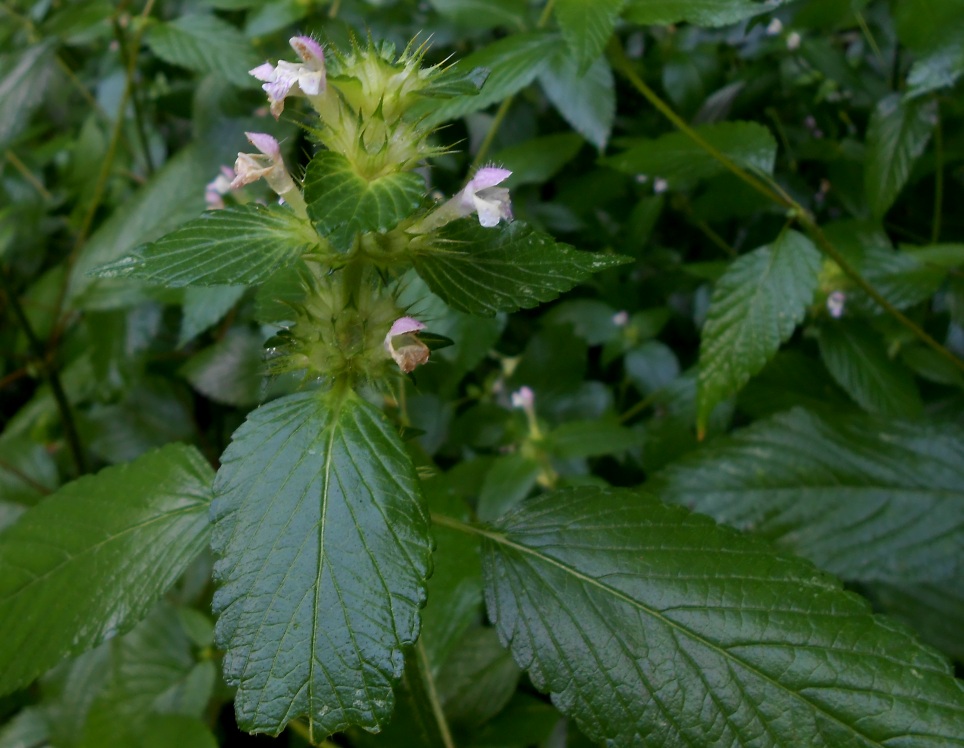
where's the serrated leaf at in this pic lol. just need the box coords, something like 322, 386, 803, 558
623, 0, 790, 26
0, 444, 214, 696
817, 320, 923, 417
477, 486, 964, 746
602, 121, 777, 187
650, 408, 964, 585
418, 33, 564, 127
697, 230, 821, 433
413, 220, 630, 316
303, 151, 424, 252
211, 389, 431, 736
865, 94, 936, 219
146, 14, 258, 87
538, 51, 616, 150
555, 0, 626, 72
90, 205, 317, 288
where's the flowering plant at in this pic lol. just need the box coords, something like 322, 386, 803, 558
1, 2, 963, 747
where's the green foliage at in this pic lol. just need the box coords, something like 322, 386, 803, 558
3, 0, 964, 745
481, 486, 964, 745
0, 445, 213, 696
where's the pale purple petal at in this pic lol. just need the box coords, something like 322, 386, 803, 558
245, 132, 281, 160
290, 36, 325, 67
249, 62, 276, 81
388, 317, 426, 337
468, 167, 511, 192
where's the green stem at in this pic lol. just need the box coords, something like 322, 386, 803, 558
608, 36, 964, 375
414, 639, 457, 748
537, 0, 557, 29
931, 110, 943, 244
112, 16, 155, 175
0, 268, 86, 475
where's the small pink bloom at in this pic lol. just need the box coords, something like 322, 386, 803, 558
511, 386, 535, 410
458, 167, 513, 228
249, 37, 326, 119
245, 131, 281, 159
385, 317, 430, 373
230, 133, 296, 196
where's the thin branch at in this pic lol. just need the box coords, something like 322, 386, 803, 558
414, 639, 457, 748
0, 268, 86, 475
3, 150, 52, 200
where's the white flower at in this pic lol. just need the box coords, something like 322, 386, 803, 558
826, 291, 846, 319
230, 132, 297, 197
384, 317, 430, 373
653, 177, 668, 194
457, 167, 514, 228
250, 35, 326, 119
787, 31, 802, 50
205, 165, 235, 209
612, 310, 630, 327
766, 18, 783, 35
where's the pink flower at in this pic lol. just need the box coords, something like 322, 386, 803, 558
230, 132, 296, 196
458, 167, 513, 227
249, 36, 326, 119
384, 317, 430, 373
205, 165, 235, 209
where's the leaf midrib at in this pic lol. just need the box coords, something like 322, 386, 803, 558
436, 513, 901, 747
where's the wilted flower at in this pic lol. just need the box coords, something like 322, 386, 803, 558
384, 317, 430, 373
250, 35, 326, 118
231, 132, 298, 198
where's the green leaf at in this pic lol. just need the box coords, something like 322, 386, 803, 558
623, 0, 789, 26
650, 408, 964, 585
413, 220, 630, 316
554, 0, 626, 72
178, 285, 246, 347
697, 230, 821, 433
548, 417, 644, 459
437, 627, 520, 729
492, 133, 584, 187
478, 486, 964, 746
0, 444, 214, 696
90, 205, 318, 288
477, 454, 542, 522
0, 42, 56, 150
906, 43, 964, 98
870, 582, 964, 662
602, 121, 777, 187
303, 151, 424, 251
538, 52, 616, 150
146, 14, 258, 87
180, 328, 264, 407
817, 320, 923, 417
211, 389, 432, 736
418, 33, 565, 127
864, 94, 936, 220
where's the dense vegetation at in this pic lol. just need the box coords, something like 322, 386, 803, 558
2, 1, 963, 746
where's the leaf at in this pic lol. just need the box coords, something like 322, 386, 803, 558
492, 133, 584, 187
437, 627, 520, 729
554, 0, 626, 72
0, 42, 56, 150
478, 486, 964, 746
180, 328, 264, 407
146, 14, 259, 87
906, 42, 964, 98
649, 408, 964, 585
697, 230, 821, 433
602, 121, 778, 187
303, 151, 425, 251
0, 444, 214, 697
477, 454, 542, 522
538, 51, 616, 150
622, 0, 790, 26
817, 320, 923, 417
418, 33, 565, 127
90, 205, 318, 287
211, 389, 432, 736
548, 417, 644, 459
178, 285, 246, 347
413, 220, 630, 316
864, 94, 936, 219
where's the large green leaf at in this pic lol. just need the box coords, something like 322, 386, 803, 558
90, 205, 318, 287
211, 389, 432, 737
864, 94, 936, 220
538, 51, 616, 150
0, 444, 214, 696
697, 230, 821, 433
146, 14, 259, 87
303, 151, 425, 252
650, 408, 964, 585
817, 320, 923, 417
0, 42, 56, 150
418, 33, 564, 126
476, 486, 964, 746
554, 0, 626, 71
602, 121, 778, 187
623, 0, 791, 26
412, 220, 630, 316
